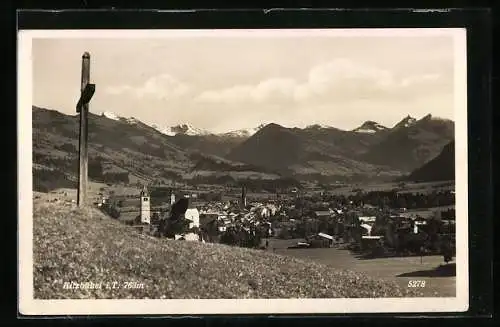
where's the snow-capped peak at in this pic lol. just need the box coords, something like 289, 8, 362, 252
150, 123, 211, 136
394, 115, 417, 129
100, 111, 120, 121
170, 123, 210, 136
353, 121, 388, 133
305, 123, 333, 130
125, 117, 141, 125
221, 124, 266, 138
155, 126, 176, 136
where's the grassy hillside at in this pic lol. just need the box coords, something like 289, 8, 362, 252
167, 133, 246, 158
33, 195, 423, 299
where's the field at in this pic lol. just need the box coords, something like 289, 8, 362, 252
44, 181, 140, 202
39, 175, 455, 208
400, 205, 455, 219
327, 181, 454, 195
266, 239, 455, 297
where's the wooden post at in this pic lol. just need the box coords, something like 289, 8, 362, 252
77, 52, 91, 207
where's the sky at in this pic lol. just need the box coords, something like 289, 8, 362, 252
31, 29, 459, 133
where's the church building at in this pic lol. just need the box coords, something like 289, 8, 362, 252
140, 185, 151, 224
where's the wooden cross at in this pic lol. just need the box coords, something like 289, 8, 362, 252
76, 52, 96, 207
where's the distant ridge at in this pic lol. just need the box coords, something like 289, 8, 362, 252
38, 106, 449, 137
360, 114, 454, 171
32, 105, 454, 183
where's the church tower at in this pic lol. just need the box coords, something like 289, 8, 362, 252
241, 185, 247, 208
170, 189, 176, 205
140, 185, 151, 224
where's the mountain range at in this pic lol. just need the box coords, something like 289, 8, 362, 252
32, 105, 455, 189
102, 111, 264, 138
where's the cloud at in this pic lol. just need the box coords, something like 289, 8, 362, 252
400, 73, 441, 87
98, 59, 450, 133
105, 74, 191, 100
196, 77, 298, 104
195, 58, 447, 105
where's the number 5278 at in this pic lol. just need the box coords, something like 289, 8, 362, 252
408, 280, 426, 288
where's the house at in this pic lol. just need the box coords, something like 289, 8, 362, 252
266, 204, 279, 216
184, 208, 200, 229
317, 232, 334, 245
313, 211, 332, 219
358, 216, 376, 224
360, 223, 373, 236
414, 218, 427, 226
307, 233, 333, 248
259, 207, 270, 218
362, 235, 383, 240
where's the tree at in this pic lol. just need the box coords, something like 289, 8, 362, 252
163, 218, 191, 238
426, 218, 441, 252
151, 212, 160, 225
201, 219, 219, 243
396, 195, 407, 209
371, 213, 388, 237
441, 235, 454, 263
88, 157, 104, 181
220, 227, 239, 246
134, 215, 141, 225
277, 227, 291, 239
159, 198, 191, 238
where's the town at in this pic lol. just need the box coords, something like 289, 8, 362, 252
97, 182, 456, 262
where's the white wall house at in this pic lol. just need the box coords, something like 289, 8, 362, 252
172, 208, 201, 242
184, 208, 200, 229
260, 207, 270, 218
360, 223, 373, 236
359, 216, 376, 224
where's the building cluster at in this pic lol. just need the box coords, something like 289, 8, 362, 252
273, 200, 456, 254
97, 184, 456, 256
198, 200, 279, 234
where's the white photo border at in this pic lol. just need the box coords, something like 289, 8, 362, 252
18, 28, 469, 315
